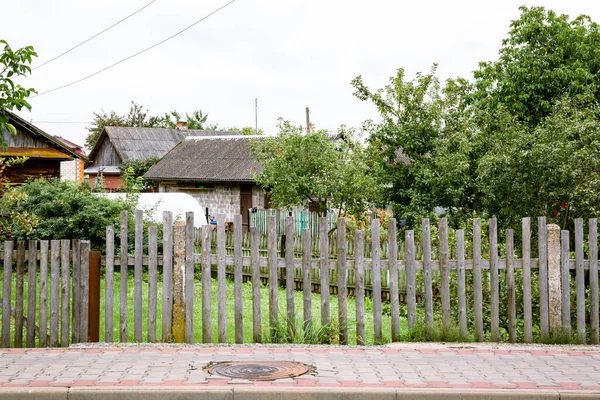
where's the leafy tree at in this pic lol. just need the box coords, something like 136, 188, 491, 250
119, 157, 160, 192
352, 66, 477, 227
251, 119, 379, 217
86, 103, 218, 150
229, 126, 264, 135
86, 101, 164, 150
0, 40, 37, 149
162, 109, 217, 130
473, 6, 600, 127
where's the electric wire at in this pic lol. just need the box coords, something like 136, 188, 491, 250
32, 0, 236, 98
33, 0, 158, 70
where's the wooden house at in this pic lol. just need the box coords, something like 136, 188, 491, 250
85, 126, 237, 190
143, 135, 268, 232
0, 111, 86, 184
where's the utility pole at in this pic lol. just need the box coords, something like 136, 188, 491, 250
255, 98, 258, 135
305, 106, 310, 133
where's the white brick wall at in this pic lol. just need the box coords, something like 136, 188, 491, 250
60, 160, 79, 181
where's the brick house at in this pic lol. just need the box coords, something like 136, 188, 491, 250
143, 135, 268, 232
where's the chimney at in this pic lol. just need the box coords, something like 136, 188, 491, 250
176, 121, 188, 131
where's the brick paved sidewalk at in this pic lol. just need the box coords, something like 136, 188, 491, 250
0, 345, 599, 392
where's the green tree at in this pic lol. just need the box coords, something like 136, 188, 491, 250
86, 104, 219, 150
473, 6, 600, 127
352, 66, 477, 227
229, 126, 264, 135
251, 119, 379, 217
86, 101, 165, 150
0, 40, 37, 149
162, 109, 218, 130
119, 157, 160, 192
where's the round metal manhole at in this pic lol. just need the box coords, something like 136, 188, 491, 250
207, 361, 310, 381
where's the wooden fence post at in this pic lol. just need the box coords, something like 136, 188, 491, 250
88, 247, 100, 342
547, 224, 562, 335
172, 222, 186, 343
80, 241, 90, 342
539, 216, 549, 338
1, 241, 13, 348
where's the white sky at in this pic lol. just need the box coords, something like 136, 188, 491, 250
4, 0, 600, 149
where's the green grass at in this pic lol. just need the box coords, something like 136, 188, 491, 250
0, 271, 398, 346
101, 272, 397, 345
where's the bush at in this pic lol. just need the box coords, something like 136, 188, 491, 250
5, 178, 133, 250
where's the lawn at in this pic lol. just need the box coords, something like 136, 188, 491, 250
1, 271, 399, 346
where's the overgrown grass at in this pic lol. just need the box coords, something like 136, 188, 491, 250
101, 272, 396, 345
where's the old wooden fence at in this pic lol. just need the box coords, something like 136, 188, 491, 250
0, 210, 599, 347
0, 240, 92, 348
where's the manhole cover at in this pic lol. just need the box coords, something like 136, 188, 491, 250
207, 361, 310, 381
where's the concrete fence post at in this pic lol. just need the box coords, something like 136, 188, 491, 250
547, 224, 562, 334
172, 222, 186, 343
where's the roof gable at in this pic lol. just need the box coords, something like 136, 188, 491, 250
1, 111, 86, 160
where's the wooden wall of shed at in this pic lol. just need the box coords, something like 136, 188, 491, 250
2, 159, 61, 184
2, 127, 52, 148
93, 138, 121, 166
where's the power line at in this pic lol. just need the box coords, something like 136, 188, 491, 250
32, 121, 89, 124
31, 0, 237, 98
34, 0, 158, 70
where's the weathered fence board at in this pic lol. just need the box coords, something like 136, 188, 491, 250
539, 216, 549, 338
148, 226, 158, 343
60, 240, 70, 348
372, 218, 382, 344
389, 219, 400, 341
185, 212, 195, 344
590, 218, 599, 345
575, 218, 586, 344
201, 225, 212, 344
406, 230, 416, 330
473, 219, 483, 342
50, 240, 60, 347
337, 217, 348, 345
561, 230, 570, 336
2, 241, 13, 348
422, 218, 433, 327
120, 211, 128, 342
217, 215, 227, 343
490, 218, 499, 342
250, 227, 261, 343
355, 230, 365, 345
439, 218, 450, 330
456, 230, 467, 337
134, 210, 143, 343
162, 211, 173, 342
105, 226, 114, 342
286, 216, 295, 332
234, 214, 243, 344
39, 241, 49, 347
319, 217, 329, 329
522, 217, 532, 343
506, 230, 516, 343
15, 241, 25, 348
26, 240, 37, 347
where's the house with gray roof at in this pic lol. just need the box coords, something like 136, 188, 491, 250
85, 125, 236, 190
143, 135, 267, 231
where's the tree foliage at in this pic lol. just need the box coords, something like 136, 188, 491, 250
251, 119, 379, 217
353, 6, 600, 230
0, 40, 37, 149
85, 102, 216, 150
119, 157, 160, 192
3, 179, 133, 249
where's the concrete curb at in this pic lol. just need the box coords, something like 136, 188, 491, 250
1, 387, 600, 399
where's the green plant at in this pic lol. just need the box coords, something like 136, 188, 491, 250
0, 40, 37, 150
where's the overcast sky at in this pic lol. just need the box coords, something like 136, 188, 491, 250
4, 0, 600, 148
